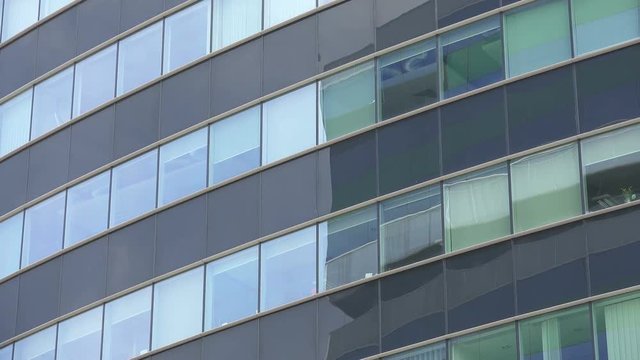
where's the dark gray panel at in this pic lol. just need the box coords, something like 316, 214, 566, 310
318, 132, 377, 215
375, 0, 436, 50
59, 238, 108, 314
381, 262, 445, 351
0, 277, 19, 343
0, 31, 37, 97
120, 0, 164, 31
165, 0, 189, 10
446, 242, 514, 332
155, 196, 207, 275
160, 61, 211, 138
211, 38, 262, 116
263, 16, 318, 94
0, 150, 28, 215
437, 0, 500, 27
202, 320, 258, 360
260, 153, 317, 236
208, 175, 259, 256
16, 258, 61, 334
69, 105, 115, 180
587, 207, 640, 295
260, 301, 317, 360
36, 8, 78, 77
76, 0, 121, 54
106, 217, 156, 295
514, 223, 587, 314
318, 0, 374, 71
151, 339, 202, 360
114, 84, 160, 158
317, 282, 379, 360
27, 128, 71, 200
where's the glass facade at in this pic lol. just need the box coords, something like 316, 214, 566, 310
109, 151, 158, 226
0, 213, 22, 279
73, 45, 117, 117
572, 0, 640, 55
22, 192, 66, 266
0, 90, 32, 157
116, 23, 163, 96
163, 0, 211, 73
102, 287, 151, 360
31, 68, 73, 140
13, 326, 56, 360
56, 307, 103, 360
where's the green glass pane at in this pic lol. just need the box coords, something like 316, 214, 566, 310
450, 324, 517, 360
510, 143, 582, 233
505, 0, 571, 77
572, 0, 640, 55
444, 164, 511, 252
320, 61, 375, 142
593, 291, 640, 359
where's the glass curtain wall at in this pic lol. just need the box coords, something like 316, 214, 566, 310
572, 0, 640, 55
212, 0, 262, 51
0, 90, 32, 157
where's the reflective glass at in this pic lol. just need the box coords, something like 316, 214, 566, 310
163, 0, 211, 73
511, 144, 582, 232
39, 0, 72, 18
449, 325, 517, 360
385, 342, 446, 360
117, 23, 163, 96
378, 39, 438, 121
319, 61, 375, 142
152, 267, 204, 349
109, 150, 158, 226
504, 0, 571, 77
263, 0, 315, 28
380, 186, 443, 272
318, 205, 378, 291
444, 164, 511, 252
0, 346, 11, 360
262, 83, 316, 164
212, 0, 261, 50
209, 106, 260, 184
593, 291, 640, 360
31, 67, 74, 139
572, 0, 640, 55
102, 287, 152, 360
441, 16, 504, 98
260, 226, 316, 311
158, 128, 207, 206
64, 171, 110, 248
582, 124, 640, 212
205, 246, 258, 330
0, 212, 22, 279
1, 0, 38, 41
14, 326, 56, 360
57, 307, 103, 360
519, 306, 593, 360
22, 192, 66, 266
73, 45, 117, 117
0, 89, 32, 157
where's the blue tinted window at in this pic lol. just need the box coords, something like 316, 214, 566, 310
39, 0, 72, 18
14, 326, 56, 360
31, 68, 74, 139
212, 0, 261, 50
163, 1, 211, 73
64, 171, 110, 247
73, 45, 117, 117
0, 212, 22, 278
102, 287, 151, 360
1, 0, 38, 41
573, 0, 640, 55
117, 23, 163, 96
56, 307, 103, 360
263, 0, 315, 27
0, 89, 32, 157
110, 150, 158, 226
22, 192, 66, 266
0, 345, 11, 360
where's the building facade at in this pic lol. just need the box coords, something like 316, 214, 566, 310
0, 0, 639, 359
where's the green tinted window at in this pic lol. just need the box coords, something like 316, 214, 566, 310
593, 291, 640, 359
450, 324, 517, 360
572, 0, 640, 55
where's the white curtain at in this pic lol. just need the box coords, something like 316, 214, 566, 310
541, 318, 562, 360
263, 0, 315, 28
604, 297, 640, 359
212, 0, 262, 50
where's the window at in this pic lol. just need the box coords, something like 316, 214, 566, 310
0, 89, 32, 157
152, 267, 204, 349
318, 205, 378, 291
593, 291, 640, 360
0, 212, 22, 279
511, 144, 582, 232
504, 0, 571, 77
205, 246, 258, 330
319, 61, 376, 142
110, 150, 158, 226
163, 0, 211, 73
212, 0, 261, 50
581, 124, 640, 212
1, 0, 38, 41
73, 45, 117, 117
444, 164, 511, 252
263, 0, 315, 28
158, 128, 207, 206
378, 39, 438, 121
39, 0, 72, 18
22, 192, 66, 266
441, 16, 504, 98
572, 0, 640, 55
262, 83, 316, 164
31, 67, 74, 139
102, 287, 152, 360
449, 325, 517, 360
260, 226, 316, 311
519, 306, 593, 360
209, 106, 260, 184
13, 326, 56, 360
0, 346, 11, 360
380, 186, 443, 272
385, 342, 446, 360
56, 307, 103, 360
117, 23, 163, 95
64, 171, 110, 248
